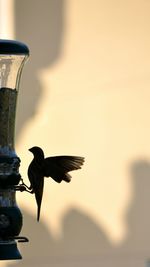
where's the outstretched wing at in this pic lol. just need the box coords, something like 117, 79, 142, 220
43, 156, 84, 183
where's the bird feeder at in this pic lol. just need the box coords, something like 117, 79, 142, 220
0, 40, 29, 260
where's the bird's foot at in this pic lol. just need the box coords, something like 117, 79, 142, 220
15, 178, 33, 194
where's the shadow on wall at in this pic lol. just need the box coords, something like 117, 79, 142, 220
11, 1, 150, 266
121, 160, 150, 250
14, 0, 64, 138
5, 160, 150, 267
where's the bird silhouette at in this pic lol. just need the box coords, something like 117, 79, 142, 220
27, 146, 84, 221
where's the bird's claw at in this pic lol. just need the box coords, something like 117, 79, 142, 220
15, 179, 33, 193
7, 236, 29, 243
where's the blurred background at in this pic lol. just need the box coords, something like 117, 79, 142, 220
1, 0, 150, 266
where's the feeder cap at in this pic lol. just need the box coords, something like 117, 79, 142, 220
0, 39, 29, 55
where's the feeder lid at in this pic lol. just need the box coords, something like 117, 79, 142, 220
0, 40, 29, 55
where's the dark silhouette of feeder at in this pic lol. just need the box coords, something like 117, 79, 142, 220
0, 40, 29, 260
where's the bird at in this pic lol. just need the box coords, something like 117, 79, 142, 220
27, 146, 84, 221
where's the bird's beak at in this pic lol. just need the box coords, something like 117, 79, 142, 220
28, 148, 32, 152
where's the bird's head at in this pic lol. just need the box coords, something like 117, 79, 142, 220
29, 146, 44, 159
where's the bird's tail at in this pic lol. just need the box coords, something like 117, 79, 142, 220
35, 179, 44, 222
37, 204, 41, 221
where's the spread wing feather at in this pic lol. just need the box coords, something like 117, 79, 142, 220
43, 156, 84, 183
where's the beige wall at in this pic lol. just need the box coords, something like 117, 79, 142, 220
1, 0, 150, 266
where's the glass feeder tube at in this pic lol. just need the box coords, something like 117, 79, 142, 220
0, 40, 29, 260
